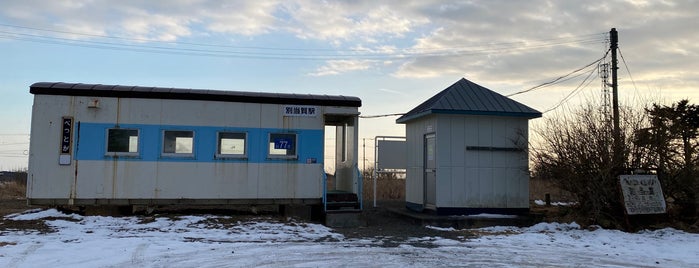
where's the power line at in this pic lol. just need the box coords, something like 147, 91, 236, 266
617, 47, 639, 97
0, 23, 346, 52
506, 49, 610, 97
0, 23, 606, 53
543, 64, 599, 113
0, 143, 30, 146
0, 23, 607, 60
0, 155, 28, 158
359, 113, 405, 119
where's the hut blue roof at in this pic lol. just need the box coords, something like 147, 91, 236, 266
396, 78, 541, 123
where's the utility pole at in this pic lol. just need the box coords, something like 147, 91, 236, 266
610, 28, 622, 173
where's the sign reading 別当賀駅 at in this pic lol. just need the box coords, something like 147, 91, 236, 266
282, 105, 318, 117
619, 175, 666, 215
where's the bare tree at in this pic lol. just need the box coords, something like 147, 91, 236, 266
636, 100, 699, 220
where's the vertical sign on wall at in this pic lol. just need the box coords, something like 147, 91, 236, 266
59, 116, 73, 165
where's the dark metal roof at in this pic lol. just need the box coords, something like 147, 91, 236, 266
396, 78, 541, 123
30, 82, 362, 107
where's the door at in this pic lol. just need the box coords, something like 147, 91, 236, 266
424, 133, 436, 209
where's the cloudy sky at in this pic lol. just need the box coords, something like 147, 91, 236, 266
1, 0, 697, 169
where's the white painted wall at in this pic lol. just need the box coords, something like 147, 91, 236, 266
28, 95, 353, 203
403, 114, 531, 209
403, 115, 437, 205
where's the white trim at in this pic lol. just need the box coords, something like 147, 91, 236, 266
215, 131, 248, 159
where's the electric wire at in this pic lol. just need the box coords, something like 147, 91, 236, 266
543, 62, 599, 113
0, 143, 30, 146
0, 23, 615, 118
0, 23, 607, 60
359, 113, 405, 119
0, 22, 606, 54
0, 32, 605, 60
618, 47, 640, 99
506, 49, 610, 97
0, 23, 347, 52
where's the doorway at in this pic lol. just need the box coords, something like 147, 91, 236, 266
424, 133, 436, 209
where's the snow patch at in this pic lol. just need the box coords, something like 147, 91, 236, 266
6, 208, 83, 221
425, 225, 455, 231
1, 208, 698, 267
468, 213, 518, 219
534, 199, 578, 206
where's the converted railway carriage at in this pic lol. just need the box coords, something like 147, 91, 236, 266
27, 82, 362, 212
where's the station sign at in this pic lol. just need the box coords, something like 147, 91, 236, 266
283, 105, 318, 117
619, 174, 666, 215
59, 116, 73, 165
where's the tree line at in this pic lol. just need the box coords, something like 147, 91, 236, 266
532, 99, 699, 229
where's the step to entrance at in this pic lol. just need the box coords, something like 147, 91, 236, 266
325, 209, 363, 228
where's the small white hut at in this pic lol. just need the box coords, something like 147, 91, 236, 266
396, 78, 541, 215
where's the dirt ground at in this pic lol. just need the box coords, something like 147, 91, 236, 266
0, 198, 55, 234
0, 197, 475, 247
0, 179, 552, 245
333, 201, 476, 246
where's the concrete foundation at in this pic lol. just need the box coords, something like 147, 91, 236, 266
325, 211, 364, 228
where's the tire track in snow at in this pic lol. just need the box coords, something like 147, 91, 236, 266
7, 243, 42, 268
131, 243, 149, 266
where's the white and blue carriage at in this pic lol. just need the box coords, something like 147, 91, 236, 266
28, 82, 362, 213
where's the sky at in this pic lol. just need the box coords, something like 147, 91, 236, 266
1, 208, 698, 267
1, 0, 698, 169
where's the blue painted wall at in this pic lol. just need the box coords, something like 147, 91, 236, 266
75, 122, 324, 164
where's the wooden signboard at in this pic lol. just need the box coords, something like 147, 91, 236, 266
619, 175, 666, 215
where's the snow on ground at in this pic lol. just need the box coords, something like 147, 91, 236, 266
1, 209, 698, 267
534, 199, 578, 206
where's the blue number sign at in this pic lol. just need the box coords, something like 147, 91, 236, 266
274, 138, 293, 150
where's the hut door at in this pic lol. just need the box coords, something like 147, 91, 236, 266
424, 133, 436, 209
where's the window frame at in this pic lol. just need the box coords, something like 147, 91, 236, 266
216, 131, 247, 159
161, 129, 195, 158
267, 132, 298, 159
105, 128, 140, 157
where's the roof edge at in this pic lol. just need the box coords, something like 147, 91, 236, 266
30, 82, 361, 107
396, 109, 542, 124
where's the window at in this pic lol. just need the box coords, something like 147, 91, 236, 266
268, 133, 297, 159
107, 128, 139, 155
163, 130, 194, 156
217, 132, 246, 158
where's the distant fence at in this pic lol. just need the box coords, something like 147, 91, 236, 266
372, 136, 407, 207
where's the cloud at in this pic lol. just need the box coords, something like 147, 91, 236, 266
388, 0, 699, 94
278, 1, 429, 44
376, 88, 406, 96
308, 59, 377, 76
118, 12, 193, 41
197, 1, 279, 36
0, 0, 697, 93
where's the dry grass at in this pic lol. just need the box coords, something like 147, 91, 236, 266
363, 177, 405, 201
529, 178, 575, 203
1, 171, 567, 205
358, 173, 575, 204
0, 181, 26, 199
